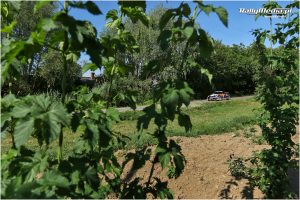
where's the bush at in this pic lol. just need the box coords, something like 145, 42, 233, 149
97, 74, 153, 107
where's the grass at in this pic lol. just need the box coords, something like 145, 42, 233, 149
115, 97, 261, 148
1, 97, 261, 155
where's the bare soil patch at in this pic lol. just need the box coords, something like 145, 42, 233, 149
122, 128, 299, 199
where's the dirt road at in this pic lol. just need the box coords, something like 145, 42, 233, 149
116, 95, 255, 112
122, 127, 299, 199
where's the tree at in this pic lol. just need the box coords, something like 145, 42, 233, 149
9, 1, 57, 75
195, 41, 261, 96
38, 49, 82, 92
1, 1, 58, 95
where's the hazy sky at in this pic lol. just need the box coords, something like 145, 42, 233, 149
68, 1, 293, 75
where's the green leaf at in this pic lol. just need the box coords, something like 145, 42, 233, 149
179, 89, 190, 106
158, 152, 171, 169
178, 113, 192, 132
1, 112, 11, 129
159, 10, 173, 30
107, 108, 120, 122
86, 1, 102, 15
12, 102, 31, 118
163, 89, 179, 107
83, 93, 93, 103
14, 118, 35, 147
197, 3, 213, 15
69, 1, 102, 15
66, 52, 79, 62
37, 18, 57, 32
183, 26, 194, 40
43, 114, 61, 144
173, 154, 185, 176
214, 7, 228, 27
1, 21, 16, 33
181, 3, 191, 17
71, 171, 80, 184
158, 187, 174, 199
49, 101, 70, 127
37, 170, 70, 188
106, 9, 118, 20
155, 146, 167, 154
34, 1, 50, 13
82, 63, 98, 73
200, 68, 213, 84
198, 28, 214, 57
118, 1, 147, 12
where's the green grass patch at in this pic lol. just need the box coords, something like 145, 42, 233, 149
2, 98, 261, 154
114, 98, 261, 148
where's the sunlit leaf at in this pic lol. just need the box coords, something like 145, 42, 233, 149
214, 7, 228, 27
1, 21, 16, 33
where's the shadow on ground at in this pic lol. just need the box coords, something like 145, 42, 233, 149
219, 167, 299, 199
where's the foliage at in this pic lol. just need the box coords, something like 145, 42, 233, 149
1, 0, 228, 198
1, 1, 58, 95
97, 74, 152, 106
227, 156, 248, 179
38, 49, 82, 91
247, 1, 299, 198
104, 5, 261, 99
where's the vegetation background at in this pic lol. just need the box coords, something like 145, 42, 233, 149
1, 0, 298, 199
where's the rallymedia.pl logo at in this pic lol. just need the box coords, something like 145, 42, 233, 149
239, 8, 292, 18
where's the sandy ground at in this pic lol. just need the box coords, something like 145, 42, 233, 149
122, 128, 299, 199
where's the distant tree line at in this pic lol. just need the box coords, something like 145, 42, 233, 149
2, 3, 278, 103
100, 5, 265, 103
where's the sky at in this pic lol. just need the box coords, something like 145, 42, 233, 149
67, 1, 294, 75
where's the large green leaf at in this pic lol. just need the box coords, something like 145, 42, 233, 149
14, 118, 35, 147
12, 95, 70, 147
198, 28, 214, 57
12, 102, 32, 118
43, 114, 61, 145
